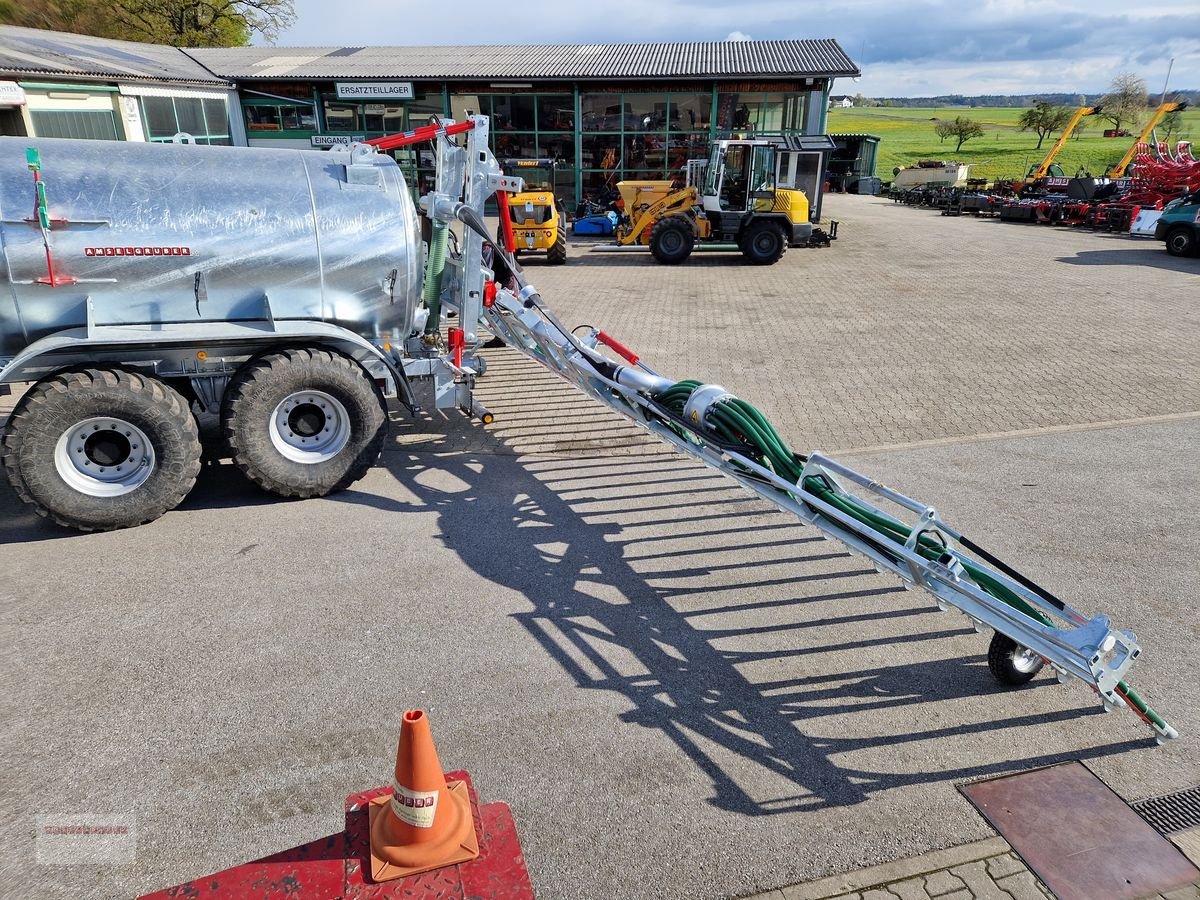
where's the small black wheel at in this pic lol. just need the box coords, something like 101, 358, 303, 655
546, 228, 568, 264
987, 632, 1045, 686
1, 368, 201, 531
222, 347, 387, 499
740, 220, 787, 265
1164, 226, 1197, 258
648, 217, 694, 265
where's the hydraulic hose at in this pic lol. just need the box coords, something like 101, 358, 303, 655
423, 220, 449, 337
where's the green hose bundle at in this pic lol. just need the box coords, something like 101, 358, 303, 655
652, 380, 1167, 730
422, 221, 449, 337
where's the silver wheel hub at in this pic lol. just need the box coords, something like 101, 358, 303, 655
54, 417, 155, 497
1012, 645, 1043, 674
269, 390, 351, 464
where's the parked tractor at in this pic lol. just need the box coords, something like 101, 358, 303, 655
611, 137, 834, 265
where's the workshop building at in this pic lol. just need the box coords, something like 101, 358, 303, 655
193, 41, 859, 208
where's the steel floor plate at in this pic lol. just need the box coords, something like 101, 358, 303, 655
961, 762, 1199, 900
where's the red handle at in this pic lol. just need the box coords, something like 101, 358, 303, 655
495, 191, 516, 254
448, 327, 465, 368
597, 331, 639, 366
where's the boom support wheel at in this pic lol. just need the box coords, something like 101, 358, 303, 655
1, 368, 201, 531
988, 632, 1046, 686
222, 347, 388, 498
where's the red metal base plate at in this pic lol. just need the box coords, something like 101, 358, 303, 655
140, 770, 532, 899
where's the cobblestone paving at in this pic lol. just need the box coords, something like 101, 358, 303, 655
520, 194, 1200, 454
744, 833, 1200, 900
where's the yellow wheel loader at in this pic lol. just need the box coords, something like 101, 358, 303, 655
499, 158, 568, 264
613, 137, 832, 265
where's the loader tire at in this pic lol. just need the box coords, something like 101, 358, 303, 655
648, 217, 694, 265
740, 220, 787, 265
1, 368, 201, 531
987, 632, 1045, 686
547, 229, 568, 265
222, 348, 387, 499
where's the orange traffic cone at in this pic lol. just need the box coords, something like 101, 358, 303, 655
367, 709, 480, 882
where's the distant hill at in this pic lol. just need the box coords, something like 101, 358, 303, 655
859, 92, 1199, 108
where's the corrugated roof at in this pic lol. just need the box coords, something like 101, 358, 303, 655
189, 40, 859, 81
0, 25, 229, 85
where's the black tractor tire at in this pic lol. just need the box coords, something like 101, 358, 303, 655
546, 229, 568, 265
987, 632, 1045, 686
1, 368, 201, 531
740, 220, 788, 266
222, 347, 388, 499
1164, 226, 1198, 258
648, 216, 694, 265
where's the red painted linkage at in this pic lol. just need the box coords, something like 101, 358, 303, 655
367, 120, 477, 151
495, 192, 516, 255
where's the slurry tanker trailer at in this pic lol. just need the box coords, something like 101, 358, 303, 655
0, 121, 1178, 741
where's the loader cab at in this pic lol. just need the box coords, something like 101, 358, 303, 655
701, 139, 814, 255
703, 140, 778, 213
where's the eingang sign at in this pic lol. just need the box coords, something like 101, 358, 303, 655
311, 134, 367, 146
334, 82, 414, 100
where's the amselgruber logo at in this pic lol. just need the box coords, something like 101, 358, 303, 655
84, 247, 191, 257
37, 815, 136, 865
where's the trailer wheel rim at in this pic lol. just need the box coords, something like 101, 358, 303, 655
1011, 645, 1043, 674
269, 390, 351, 464
54, 417, 156, 497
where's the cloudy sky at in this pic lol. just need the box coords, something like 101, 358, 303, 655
271, 0, 1199, 98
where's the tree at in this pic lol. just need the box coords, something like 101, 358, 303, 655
0, 0, 294, 46
1160, 108, 1183, 140
933, 116, 985, 152
1018, 101, 1073, 150
105, 0, 295, 45
1100, 72, 1148, 133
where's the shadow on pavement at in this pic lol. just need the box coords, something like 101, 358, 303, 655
1057, 248, 1199, 271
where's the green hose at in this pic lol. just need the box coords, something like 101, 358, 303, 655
652, 379, 1169, 734
423, 221, 448, 337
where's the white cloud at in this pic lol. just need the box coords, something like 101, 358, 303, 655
267, 0, 1200, 97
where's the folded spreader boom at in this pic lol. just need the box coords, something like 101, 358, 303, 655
409, 115, 1178, 744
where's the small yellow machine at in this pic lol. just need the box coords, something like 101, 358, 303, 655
499, 158, 567, 264
613, 137, 826, 265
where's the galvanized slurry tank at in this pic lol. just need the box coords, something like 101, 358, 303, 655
0, 137, 425, 531
0, 137, 422, 358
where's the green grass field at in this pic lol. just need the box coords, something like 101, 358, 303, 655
827, 106, 1200, 183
